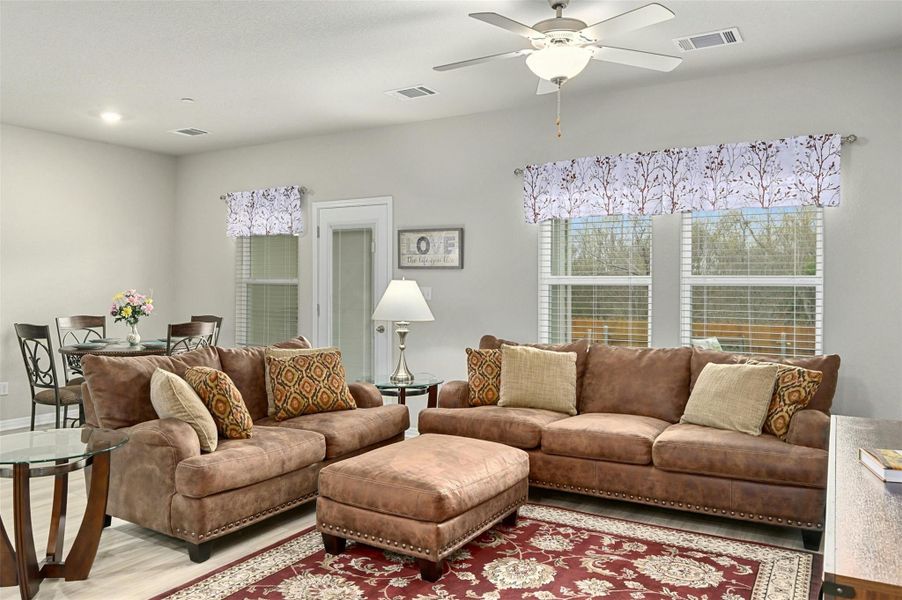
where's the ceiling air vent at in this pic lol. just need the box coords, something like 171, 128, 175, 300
384, 85, 438, 101
673, 27, 743, 52
169, 127, 209, 137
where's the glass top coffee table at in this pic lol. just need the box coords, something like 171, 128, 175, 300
1, 428, 128, 599
367, 373, 443, 408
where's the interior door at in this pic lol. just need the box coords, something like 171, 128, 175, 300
314, 198, 392, 381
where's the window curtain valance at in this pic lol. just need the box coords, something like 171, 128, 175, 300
224, 185, 305, 237
522, 133, 841, 224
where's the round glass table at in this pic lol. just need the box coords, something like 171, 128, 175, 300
367, 373, 444, 408
0, 428, 128, 599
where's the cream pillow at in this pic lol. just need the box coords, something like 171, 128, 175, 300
150, 368, 219, 452
264, 346, 342, 416
680, 362, 779, 436
498, 344, 577, 415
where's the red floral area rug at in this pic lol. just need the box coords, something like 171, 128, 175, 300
155, 504, 819, 600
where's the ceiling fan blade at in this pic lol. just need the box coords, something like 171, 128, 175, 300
433, 48, 533, 72
469, 12, 545, 39
580, 3, 675, 41
536, 78, 559, 95
592, 46, 682, 72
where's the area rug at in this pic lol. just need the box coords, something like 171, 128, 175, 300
154, 504, 820, 600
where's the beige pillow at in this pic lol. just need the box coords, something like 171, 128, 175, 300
680, 363, 779, 436
264, 347, 340, 416
150, 368, 218, 452
498, 344, 577, 415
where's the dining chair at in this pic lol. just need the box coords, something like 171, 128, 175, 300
15, 323, 84, 430
167, 321, 216, 356
56, 315, 106, 385
190, 314, 223, 346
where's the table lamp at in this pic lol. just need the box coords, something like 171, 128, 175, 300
372, 279, 434, 383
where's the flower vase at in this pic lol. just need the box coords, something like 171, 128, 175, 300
126, 324, 141, 346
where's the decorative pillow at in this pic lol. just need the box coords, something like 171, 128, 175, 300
747, 359, 823, 440
498, 344, 577, 415
150, 369, 219, 452
266, 348, 356, 421
466, 348, 502, 407
184, 367, 254, 439
263, 347, 335, 416
680, 362, 779, 436
691, 337, 723, 351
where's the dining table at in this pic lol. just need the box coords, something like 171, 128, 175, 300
58, 338, 170, 373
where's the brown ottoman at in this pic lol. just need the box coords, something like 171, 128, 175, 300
316, 433, 529, 581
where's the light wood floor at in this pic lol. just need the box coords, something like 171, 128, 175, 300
1, 450, 811, 600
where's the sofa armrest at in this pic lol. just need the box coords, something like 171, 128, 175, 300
348, 382, 384, 408
438, 380, 469, 409
785, 410, 830, 451
102, 418, 201, 535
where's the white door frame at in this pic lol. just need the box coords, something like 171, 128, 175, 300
311, 196, 393, 377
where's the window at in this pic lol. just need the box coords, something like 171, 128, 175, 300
235, 235, 299, 346
680, 207, 823, 356
539, 215, 652, 346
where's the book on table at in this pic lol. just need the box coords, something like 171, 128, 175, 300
858, 448, 902, 483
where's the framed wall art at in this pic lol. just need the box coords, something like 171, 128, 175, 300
398, 228, 464, 269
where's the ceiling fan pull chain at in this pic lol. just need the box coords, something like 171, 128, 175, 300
556, 84, 562, 138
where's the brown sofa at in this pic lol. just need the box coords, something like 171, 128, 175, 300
80, 337, 408, 562
418, 335, 840, 550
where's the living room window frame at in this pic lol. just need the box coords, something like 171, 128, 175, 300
234, 235, 300, 346
679, 207, 824, 356
538, 216, 653, 346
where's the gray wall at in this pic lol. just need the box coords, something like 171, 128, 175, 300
173, 47, 902, 421
0, 125, 180, 423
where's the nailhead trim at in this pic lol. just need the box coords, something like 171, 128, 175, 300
528, 479, 823, 530
175, 491, 318, 541
318, 495, 526, 561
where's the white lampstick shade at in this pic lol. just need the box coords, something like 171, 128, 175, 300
372, 279, 434, 322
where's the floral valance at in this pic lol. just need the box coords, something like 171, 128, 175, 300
522, 133, 841, 223
224, 185, 305, 237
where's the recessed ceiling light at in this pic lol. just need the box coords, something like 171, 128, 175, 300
100, 111, 122, 123
180, 97, 195, 104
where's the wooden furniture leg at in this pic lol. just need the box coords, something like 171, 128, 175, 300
187, 542, 212, 563
416, 557, 444, 582
427, 384, 438, 408
502, 509, 519, 526
13, 463, 40, 599
45, 467, 68, 563
321, 533, 346, 555
1, 518, 17, 588
801, 529, 823, 551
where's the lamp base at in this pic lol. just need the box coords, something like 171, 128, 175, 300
390, 321, 415, 384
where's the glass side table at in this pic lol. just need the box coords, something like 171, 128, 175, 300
367, 373, 444, 408
0, 427, 128, 599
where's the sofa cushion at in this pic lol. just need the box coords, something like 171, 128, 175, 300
580, 345, 692, 422
680, 363, 779, 436
498, 345, 577, 415
747, 359, 823, 439
185, 367, 254, 439
417, 406, 568, 449
466, 348, 502, 406
82, 346, 222, 430
257, 404, 408, 459
216, 337, 311, 421
690, 348, 840, 413
150, 368, 219, 452
542, 413, 671, 465
652, 423, 828, 488
318, 433, 529, 522
174, 425, 325, 498
479, 335, 590, 403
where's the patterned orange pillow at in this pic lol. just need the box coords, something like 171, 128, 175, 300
466, 348, 502, 406
747, 359, 823, 440
265, 349, 356, 421
184, 367, 254, 439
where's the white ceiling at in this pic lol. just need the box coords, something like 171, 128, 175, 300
2, 1, 900, 155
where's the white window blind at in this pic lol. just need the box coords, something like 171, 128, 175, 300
680, 207, 823, 356
539, 215, 652, 346
235, 235, 299, 346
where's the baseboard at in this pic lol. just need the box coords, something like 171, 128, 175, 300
0, 412, 60, 432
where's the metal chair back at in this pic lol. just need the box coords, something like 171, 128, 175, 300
167, 321, 216, 356
15, 323, 60, 393
190, 315, 223, 346
56, 315, 106, 382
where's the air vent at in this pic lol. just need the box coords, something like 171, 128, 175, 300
384, 85, 439, 101
169, 127, 209, 137
673, 27, 743, 52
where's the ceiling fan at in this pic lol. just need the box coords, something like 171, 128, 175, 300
434, 1, 682, 95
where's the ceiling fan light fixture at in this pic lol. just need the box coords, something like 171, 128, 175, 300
526, 45, 593, 81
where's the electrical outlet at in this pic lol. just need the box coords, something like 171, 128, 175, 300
420, 286, 432, 301
0, 382, 8, 396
